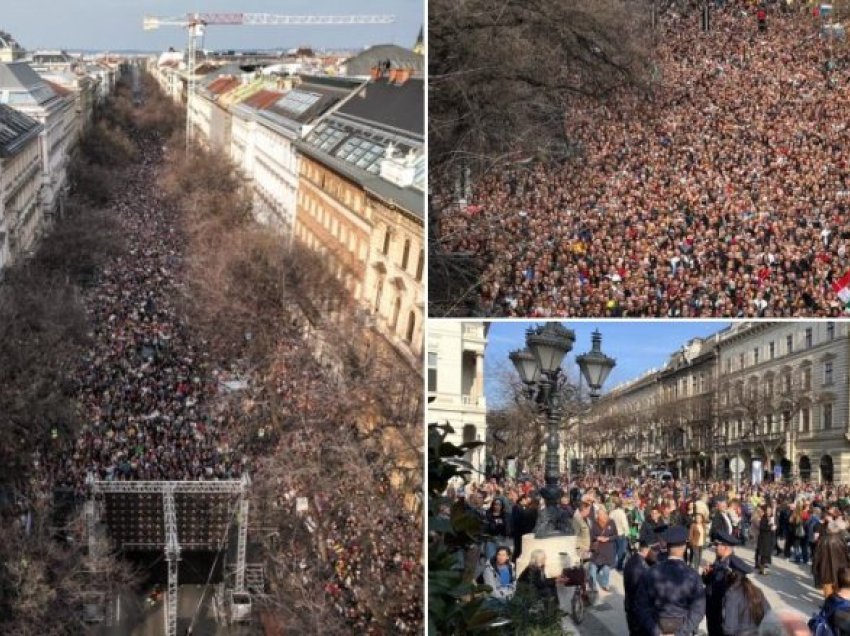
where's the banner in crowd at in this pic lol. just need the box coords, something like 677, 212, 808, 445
832, 270, 850, 311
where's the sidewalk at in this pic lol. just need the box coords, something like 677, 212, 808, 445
557, 544, 819, 635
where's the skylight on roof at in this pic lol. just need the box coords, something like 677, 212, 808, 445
275, 90, 320, 116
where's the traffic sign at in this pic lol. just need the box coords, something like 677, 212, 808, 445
730, 457, 745, 474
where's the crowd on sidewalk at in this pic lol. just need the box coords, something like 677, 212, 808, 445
443, 471, 850, 634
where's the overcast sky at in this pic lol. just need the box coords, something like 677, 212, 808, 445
4, 0, 423, 52
484, 321, 732, 408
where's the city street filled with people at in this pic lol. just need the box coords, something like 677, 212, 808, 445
434, 1, 850, 317
13, 80, 422, 633
444, 470, 850, 634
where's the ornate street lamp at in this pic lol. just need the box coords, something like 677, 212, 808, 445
576, 330, 616, 402
510, 325, 613, 538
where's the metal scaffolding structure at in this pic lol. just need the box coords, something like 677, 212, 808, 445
235, 493, 250, 592
90, 476, 250, 636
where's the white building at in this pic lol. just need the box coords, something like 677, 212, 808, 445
428, 322, 488, 475
0, 103, 43, 271
230, 76, 362, 233
0, 61, 75, 222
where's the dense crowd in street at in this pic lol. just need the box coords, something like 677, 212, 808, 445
18, 82, 422, 632
45, 131, 249, 493
444, 471, 850, 634
436, 1, 850, 317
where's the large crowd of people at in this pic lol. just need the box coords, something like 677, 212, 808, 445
445, 470, 850, 633
31, 131, 248, 495
20, 78, 422, 632
435, 1, 850, 317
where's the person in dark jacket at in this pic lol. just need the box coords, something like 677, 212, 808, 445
755, 504, 776, 575
589, 507, 618, 592
624, 539, 654, 635
704, 530, 738, 636
635, 526, 706, 636
809, 566, 850, 635
483, 498, 510, 560
518, 549, 568, 617
510, 494, 537, 563
710, 498, 734, 538
814, 516, 850, 598
639, 505, 665, 546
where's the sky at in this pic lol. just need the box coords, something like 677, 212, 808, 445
484, 321, 731, 408
3, 0, 423, 52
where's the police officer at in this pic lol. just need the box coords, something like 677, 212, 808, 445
635, 526, 706, 636
703, 530, 738, 636
624, 538, 655, 635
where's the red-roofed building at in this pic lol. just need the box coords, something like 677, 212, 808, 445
242, 89, 283, 110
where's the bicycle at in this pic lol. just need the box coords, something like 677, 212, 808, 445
559, 553, 598, 624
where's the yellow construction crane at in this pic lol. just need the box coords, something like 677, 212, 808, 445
143, 12, 396, 145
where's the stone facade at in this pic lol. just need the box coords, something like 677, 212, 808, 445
428, 322, 488, 475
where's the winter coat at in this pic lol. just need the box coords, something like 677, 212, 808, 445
756, 515, 775, 565
814, 530, 850, 588
722, 578, 770, 635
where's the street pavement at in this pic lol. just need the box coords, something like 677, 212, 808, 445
558, 544, 821, 635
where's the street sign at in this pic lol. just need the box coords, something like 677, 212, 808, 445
730, 457, 745, 474
752, 460, 763, 485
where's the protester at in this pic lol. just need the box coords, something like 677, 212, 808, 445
722, 555, 770, 635
814, 514, 850, 598
482, 546, 517, 605
435, 2, 850, 318
809, 566, 850, 636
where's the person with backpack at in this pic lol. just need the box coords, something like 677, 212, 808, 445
809, 566, 850, 635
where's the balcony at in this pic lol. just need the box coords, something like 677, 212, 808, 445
462, 394, 486, 408
463, 324, 485, 339
430, 392, 486, 410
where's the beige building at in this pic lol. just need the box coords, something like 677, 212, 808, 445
0, 103, 43, 271
716, 322, 850, 484
295, 70, 424, 367
586, 322, 850, 484
428, 321, 488, 475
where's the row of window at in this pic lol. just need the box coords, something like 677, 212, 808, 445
298, 189, 368, 264
302, 159, 366, 215
380, 224, 424, 282
727, 324, 837, 373
723, 403, 833, 435
721, 359, 834, 404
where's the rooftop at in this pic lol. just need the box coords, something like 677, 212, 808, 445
0, 61, 60, 107
343, 44, 423, 78
0, 103, 42, 157
297, 76, 424, 219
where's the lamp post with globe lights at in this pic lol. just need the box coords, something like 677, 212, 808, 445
510, 325, 615, 538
